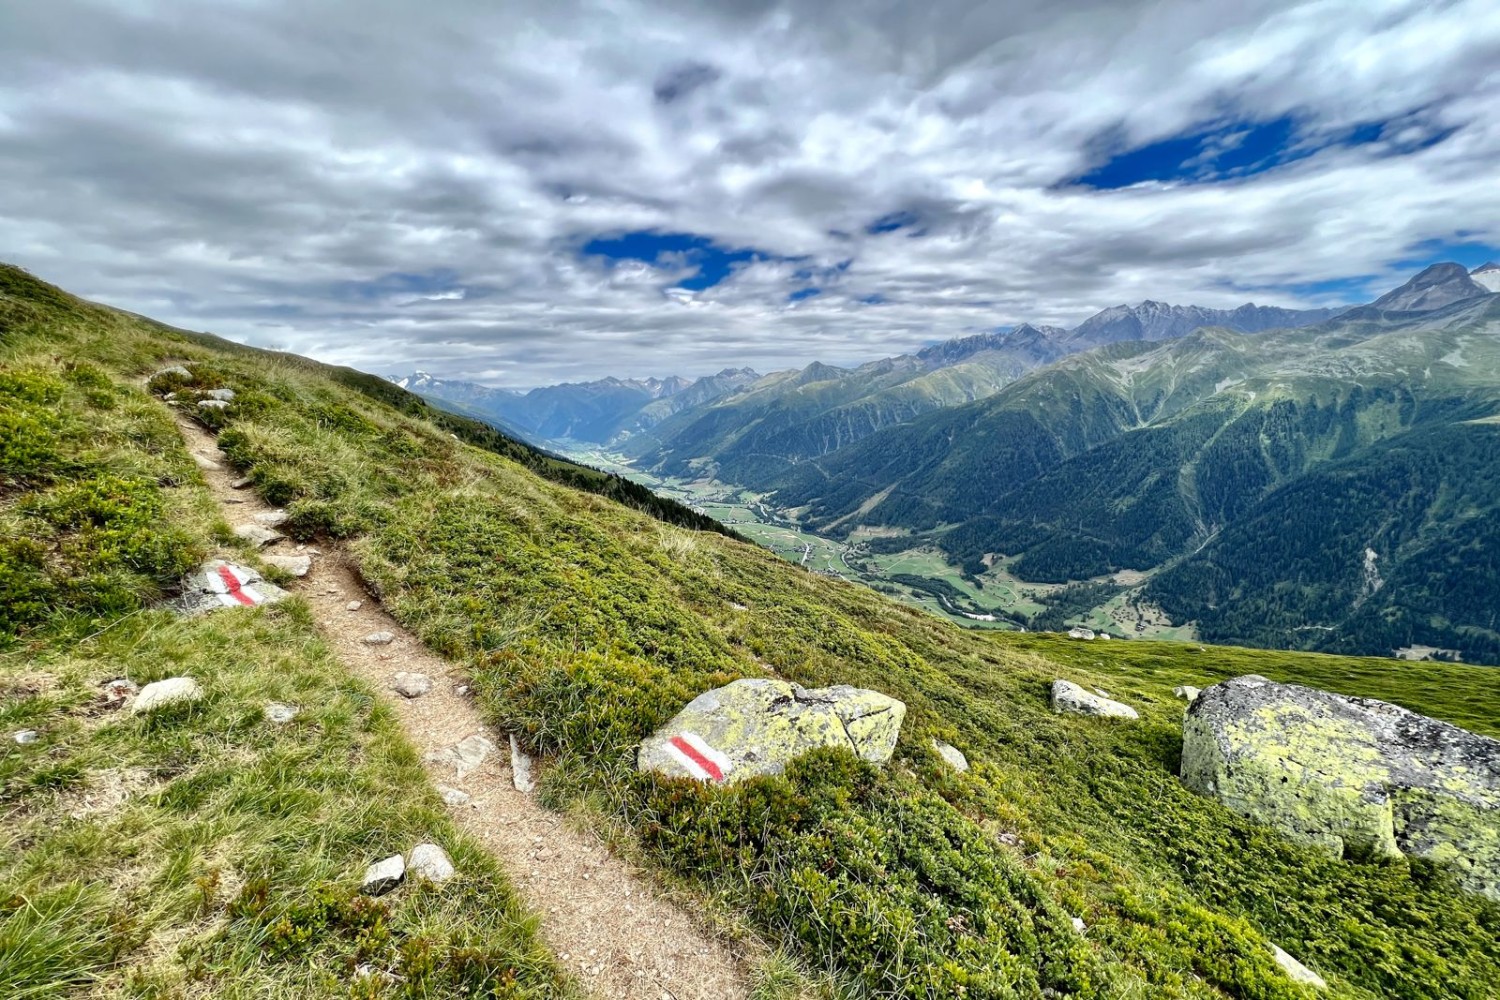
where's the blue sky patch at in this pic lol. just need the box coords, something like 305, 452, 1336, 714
788, 287, 821, 302
867, 210, 920, 235
1068, 109, 1459, 190
581, 230, 765, 291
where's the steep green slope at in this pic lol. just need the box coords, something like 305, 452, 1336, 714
6, 264, 1500, 1000
770, 294, 1500, 662
0, 303, 572, 997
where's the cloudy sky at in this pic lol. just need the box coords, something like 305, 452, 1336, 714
3, 0, 1499, 387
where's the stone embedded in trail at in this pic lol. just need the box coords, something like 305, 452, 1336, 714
234, 524, 283, 548
1272, 944, 1326, 989
638, 678, 906, 785
510, 735, 537, 793
392, 672, 432, 698
362, 631, 395, 645
933, 739, 969, 772
264, 554, 312, 577
230, 476, 252, 489
437, 785, 471, 807
408, 843, 456, 884
191, 451, 222, 471
361, 854, 405, 896
176, 560, 288, 613
426, 733, 497, 779
1182, 675, 1500, 901
264, 702, 298, 724
254, 510, 289, 526
1174, 685, 1202, 702
132, 677, 203, 714
1050, 680, 1139, 720
198, 399, 229, 411
346, 600, 362, 611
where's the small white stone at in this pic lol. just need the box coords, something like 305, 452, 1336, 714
202, 387, 236, 401
132, 677, 203, 714
13, 730, 39, 745
346, 600, 363, 611
1071, 916, 1086, 933
230, 476, 252, 489
254, 510, 289, 527
191, 452, 222, 471
197, 399, 229, 411
392, 672, 432, 698
933, 739, 969, 773
361, 854, 405, 896
264, 554, 312, 577
264, 702, 298, 724
437, 785, 471, 807
407, 843, 455, 884
234, 524, 283, 548
361, 631, 395, 645
510, 735, 537, 793
1272, 945, 1326, 989
1174, 685, 1202, 702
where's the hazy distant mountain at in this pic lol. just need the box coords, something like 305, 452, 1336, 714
1060, 300, 1341, 350
389, 368, 758, 445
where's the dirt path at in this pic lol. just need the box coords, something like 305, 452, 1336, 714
176, 419, 754, 1000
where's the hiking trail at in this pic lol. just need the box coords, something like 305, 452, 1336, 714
174, 417, 754, 1000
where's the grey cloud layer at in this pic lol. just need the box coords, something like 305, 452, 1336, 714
2, 0, 1498, 386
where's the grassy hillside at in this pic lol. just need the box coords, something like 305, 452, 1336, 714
5, 264, 1500, 1000
0, 301, 573, 997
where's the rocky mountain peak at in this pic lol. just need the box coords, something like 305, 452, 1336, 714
1372, 262, 1490, 312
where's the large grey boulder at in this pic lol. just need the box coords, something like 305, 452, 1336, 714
638, 678, 905, 784
1182, 675, 1500, 900
1051, 680, 1138, 720
176, 560, 288, 613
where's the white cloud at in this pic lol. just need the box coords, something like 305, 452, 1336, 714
0, 0, 1497, 386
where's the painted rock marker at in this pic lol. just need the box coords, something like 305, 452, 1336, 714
639, 678, 905, 784
176, 560, 289, 613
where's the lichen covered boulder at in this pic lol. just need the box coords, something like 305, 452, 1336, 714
639, 678, 905, 784
1182, 675, 1500, 900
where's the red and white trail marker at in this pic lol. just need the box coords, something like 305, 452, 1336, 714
665, 731, 732, 783
207, 562, 269, 607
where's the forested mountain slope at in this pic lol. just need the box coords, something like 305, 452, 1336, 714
6, 262, 1500, 999
769, 270, 1500, 663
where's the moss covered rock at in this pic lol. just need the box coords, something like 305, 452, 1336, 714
1182, 675, 1500, 899
638, 678, 905, 784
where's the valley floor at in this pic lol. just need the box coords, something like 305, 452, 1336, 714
560, 445, 1199, 642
